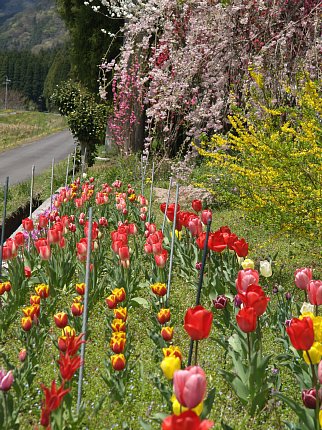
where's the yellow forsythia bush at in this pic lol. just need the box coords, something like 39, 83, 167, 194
197, 77, 322, 235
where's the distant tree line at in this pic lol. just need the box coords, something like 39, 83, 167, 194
0, 48, 71, 110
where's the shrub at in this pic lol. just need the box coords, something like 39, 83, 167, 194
197, 75, 322, 235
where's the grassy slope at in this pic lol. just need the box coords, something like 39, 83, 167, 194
0, 110, 67, 153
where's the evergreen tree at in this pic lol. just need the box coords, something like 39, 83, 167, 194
55, 0, 122, 94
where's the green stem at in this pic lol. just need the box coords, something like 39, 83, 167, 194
3, 392, 8, 430
247, 333, 252, 363
194, 340, 199, 366
307, 351, 320, 430
315, 305, 319, 317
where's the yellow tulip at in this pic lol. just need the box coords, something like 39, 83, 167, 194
303, 342, 322, 365
241, 258, 255, 270
160, 356, 181, 380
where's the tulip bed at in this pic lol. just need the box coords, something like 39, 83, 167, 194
0, 161, 321, 430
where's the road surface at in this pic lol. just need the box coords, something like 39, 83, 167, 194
0, 130, 75, 185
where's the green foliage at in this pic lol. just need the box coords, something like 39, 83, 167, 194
197, 75, 322, 236
51, 80, 111, 165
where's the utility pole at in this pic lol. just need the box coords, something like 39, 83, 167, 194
3, 76, 11, 110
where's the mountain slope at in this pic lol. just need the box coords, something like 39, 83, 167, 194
0, 0, 67, 52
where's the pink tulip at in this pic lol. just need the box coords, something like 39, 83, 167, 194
39, 244, 51, 260
201, 209, 212, 225
173, 366, 207, 408
155, 249, 168, 268
0, 370, 14, 391
318, 360, 322, 384
295, 268, 313, 290
307, 280, 322, 305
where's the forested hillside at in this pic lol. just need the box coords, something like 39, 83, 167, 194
0, 0, 67, 52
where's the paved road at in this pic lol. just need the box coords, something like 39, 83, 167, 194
0, 130, 75, 185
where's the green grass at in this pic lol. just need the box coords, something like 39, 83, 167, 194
0, 110, 67, 153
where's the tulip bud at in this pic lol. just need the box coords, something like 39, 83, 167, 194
213, 295, 229, 310
241, 258, 255, 270
157, 309, 171, 324
260, 260, 272, 277
75, 283, 85, 295
111, 354, 126, 371
21, 316, 33, 331
18, 349, 27, 362
71, 302, 83, 316
302, 388, 317, 409
54, 312, 68, 329
161, 326, 174, 342
24, 266, 32, 278
105, 294, 118, 309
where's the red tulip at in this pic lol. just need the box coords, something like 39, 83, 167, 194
239, 285, 270, 316
38, 214, 48, 228
41, 380, 70, 414
231, 238, 249, 257
196, 232, 206, 250
21, 316, 33, 331
118, 245, 130, 261
184, 306, 213, 340
71, 302, 83, 316
24, 266, 32, 278
236, 269, 259, 293
162, 411, 214, 430
157, 308, 171, 324
208, 231, 227, 253
14, 232, 25, 247
286, 317, 314, 350
22, 217, 34, 232
192, 199, 202, 212
105, 294, 118, 309
58, 352, 82, 381
173, 366, 206, 408
236, 306, 257, 332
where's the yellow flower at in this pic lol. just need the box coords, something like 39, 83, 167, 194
160, 356, 181, 380
171, 395, 203, 416
303, 342, 322, 365
312, 316, 322, 343
241, 258, 255, 270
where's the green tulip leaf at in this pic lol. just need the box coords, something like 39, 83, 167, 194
274, 392, 314, 430
130, 297, 149, 308
200, 387, 216, 419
